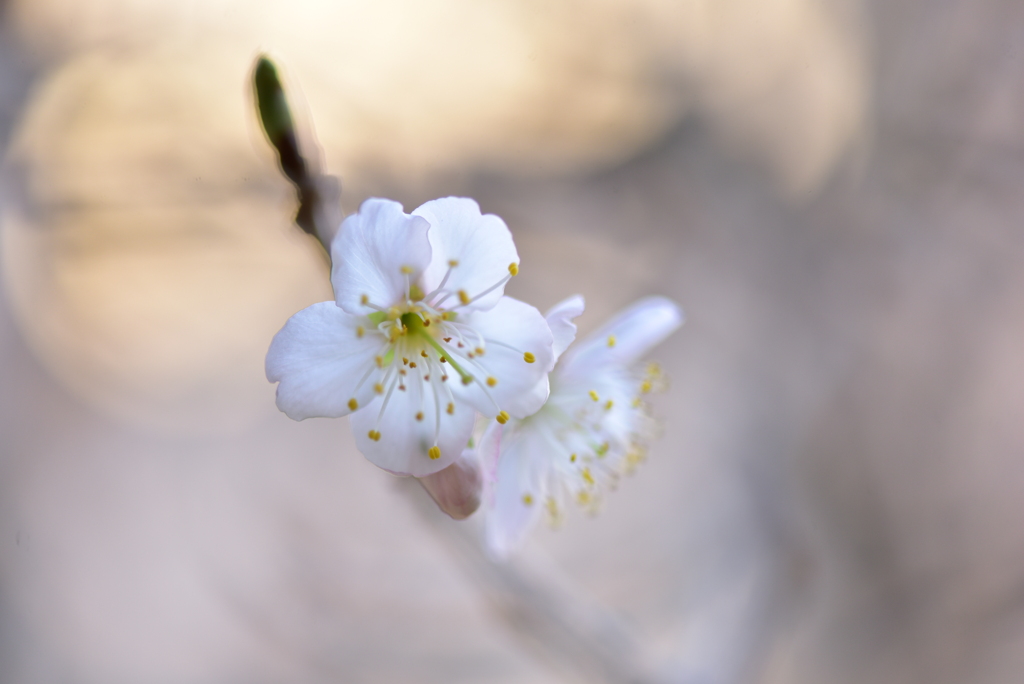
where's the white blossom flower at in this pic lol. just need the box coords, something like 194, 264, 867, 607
484, 295, 683, 557
266, 197, 555, 477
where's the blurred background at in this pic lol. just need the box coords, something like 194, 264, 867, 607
1, 0, 1022, 682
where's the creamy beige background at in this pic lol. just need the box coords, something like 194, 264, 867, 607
2, 1, 1023, 683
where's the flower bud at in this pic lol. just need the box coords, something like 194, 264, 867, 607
416, 448, 483, 520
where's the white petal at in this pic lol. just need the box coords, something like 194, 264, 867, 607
449, 296, 554, 419
517, 375, 551, 421
266, 302, 383, 420
559, 296, 683, 380
478, 421, 504, 489
331, 198, 432, 314
485, 427, 552, 559
349, 374, 476, 477
414, 197, 519, 312
545, 294, 585, 362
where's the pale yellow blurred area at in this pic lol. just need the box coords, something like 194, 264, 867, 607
1, 0, 867, 431
3, 47, 332, 432
8, 0, 866, 187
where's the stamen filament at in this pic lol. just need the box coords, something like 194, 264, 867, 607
374, 367, 402, 431
424, 266, 456, 304
454, 273, 511, 308
431, 375, 442, 446
421, 329, 474, 384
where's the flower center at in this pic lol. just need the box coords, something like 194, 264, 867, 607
351, 261, 532, 460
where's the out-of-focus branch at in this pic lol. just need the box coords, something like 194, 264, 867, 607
253, 56, 341, 251
399, 476, 668, 684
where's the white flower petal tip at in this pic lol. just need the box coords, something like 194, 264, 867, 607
417, 448, 484, 520
266, 195, 552, 477
265, 302, 382, 420
331, 198, 432, 315
483, 295, 683, 556
414, 197, 519, 313
545, 294, 585, 362
560, 295, 683, 377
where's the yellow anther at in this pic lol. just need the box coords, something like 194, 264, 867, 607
522, 493, 534, 506
632, 397, 642, 408
360, 294, 369, 305
448, 259, 459, 267
440, 356, 448, 364
461, 376, 473, 385
423, 318, 431, 327
604, 400, 614, 410
348, 398, 358, 411
389, 327, 401, 342
400, 265, 414, 274
375, 356, 384, 368
442, 311, 457, 321
367, 430, 381, 441
570, 453, 577, 463
546, 497, 559, 518
399, 369, 407, 376
486, 377, 498, 387
596, 442, 610, 457
356, 326, 365, 338
374, 383, 384, 394
496, 411, 510, 424
523, 352, 536, 363
415, 412, 424, 421
508, 262, 519, 276
640, 380, 653, 394
409, 284, 424, 301
420, 350, 428, 358
607, 335, 616, 347
402, 358, 409, 365
581, 468, 595, 486
458, 289, 471, 305
409, 362, 417, 368
428, 446, 441, 460
446, 402, 455, 415
475, 347, 485, 356
577, 490, 592, 506
589, 390, 600, 402
387, 307, 401, 320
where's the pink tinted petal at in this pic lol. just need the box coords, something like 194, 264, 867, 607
449, 297, 554, 419
266, 302, 382, 420
560, 296, 683, 380
414, 197, 518, 312
485, 428, 552, 559
545, 294, 585, 362
349, 372, 476, 477
332, 198, 432, 314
